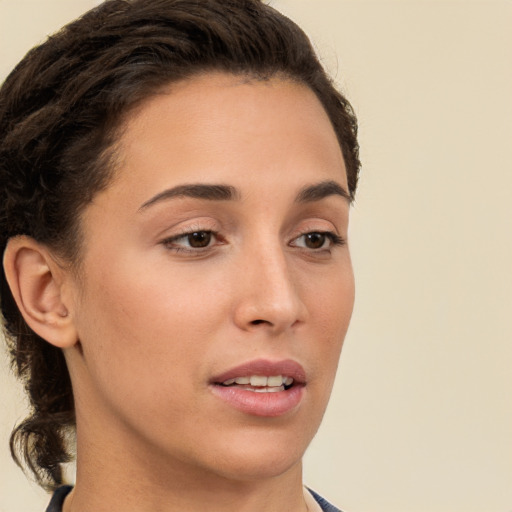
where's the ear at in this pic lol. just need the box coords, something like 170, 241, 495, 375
3, 236, 78, 348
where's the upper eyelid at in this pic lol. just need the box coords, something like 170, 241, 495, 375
162, 224, 340, 237
156, 215, 343, 241
162, 229, 218, 243
157, 220, 219, 239
290, 230, 344, 244
287, 218, 341, 238
166, 228, 214, 239
169, 227, 343, 242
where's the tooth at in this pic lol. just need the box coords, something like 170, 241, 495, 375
284, 377, 294, 386
250, 375, 268, 386
267, 375, 283, 387
267, 386, 285, 392
223, 378, 235, 386
251, 386, 285, 393
235, 377, 250, 385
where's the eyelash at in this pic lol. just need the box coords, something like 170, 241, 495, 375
161, 229, 345, 254
290, 231, 345, 251
161, 230, 222, 254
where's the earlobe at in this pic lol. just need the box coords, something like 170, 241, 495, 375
3, 236, 78, 348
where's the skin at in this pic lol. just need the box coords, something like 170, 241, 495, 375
7, 72, 355, 512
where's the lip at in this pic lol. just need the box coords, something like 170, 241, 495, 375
211, 358, 306, 385
209, 358, 306, 417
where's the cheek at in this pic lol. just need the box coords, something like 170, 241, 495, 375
72, 255, 228, 389
303, 262, 354, 382
304, 257, 355, 331
70, 270, 209, 433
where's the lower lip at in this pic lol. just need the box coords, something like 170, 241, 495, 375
210, 385, 304, 417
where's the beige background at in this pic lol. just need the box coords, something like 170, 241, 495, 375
1, 1, 511, 511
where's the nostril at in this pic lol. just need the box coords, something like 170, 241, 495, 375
250, 319, 267, 325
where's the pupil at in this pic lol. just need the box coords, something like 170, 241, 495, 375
188, 231, 211, 248
306, 232, 325, 249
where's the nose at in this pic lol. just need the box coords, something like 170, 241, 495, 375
232, 244, 307, 334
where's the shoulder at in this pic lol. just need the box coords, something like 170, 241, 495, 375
45, 486, 73, 512
308, 487, 344, 512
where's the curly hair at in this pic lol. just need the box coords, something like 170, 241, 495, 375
0, 0, 360, 491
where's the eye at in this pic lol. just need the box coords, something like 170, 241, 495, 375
162, 230, 219, 252
183, 231, 213, 248
291, 231, 344, 250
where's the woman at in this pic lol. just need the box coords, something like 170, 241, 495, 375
0, 1, 360, 511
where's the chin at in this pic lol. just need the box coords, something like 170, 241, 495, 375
195, 426, 311, 482
210, 449, 304, 483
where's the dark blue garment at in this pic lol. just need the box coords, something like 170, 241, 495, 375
45, 486, 72, 512
45, 485, 342, 512
307, 488, 342, 512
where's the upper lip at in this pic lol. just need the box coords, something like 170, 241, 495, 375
210, 358, 306, 385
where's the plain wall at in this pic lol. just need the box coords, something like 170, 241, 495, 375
1, 1, 511, 511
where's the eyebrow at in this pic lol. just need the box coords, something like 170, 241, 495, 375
138, 184, 240, 211
295, 180, 351, 204
138, 179, 351, 212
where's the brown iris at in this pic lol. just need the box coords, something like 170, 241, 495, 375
187, 231, 212, 248
304, 232, 326, 249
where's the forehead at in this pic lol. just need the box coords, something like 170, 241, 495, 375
93, 73, 347, 215
113, 72, 346, 189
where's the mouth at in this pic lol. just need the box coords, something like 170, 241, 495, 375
216, 374, 295, 393
209, 359, 306, 417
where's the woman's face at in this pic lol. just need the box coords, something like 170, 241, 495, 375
66, 73, 355, 482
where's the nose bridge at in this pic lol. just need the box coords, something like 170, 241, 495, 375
233, 233, 306, 332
